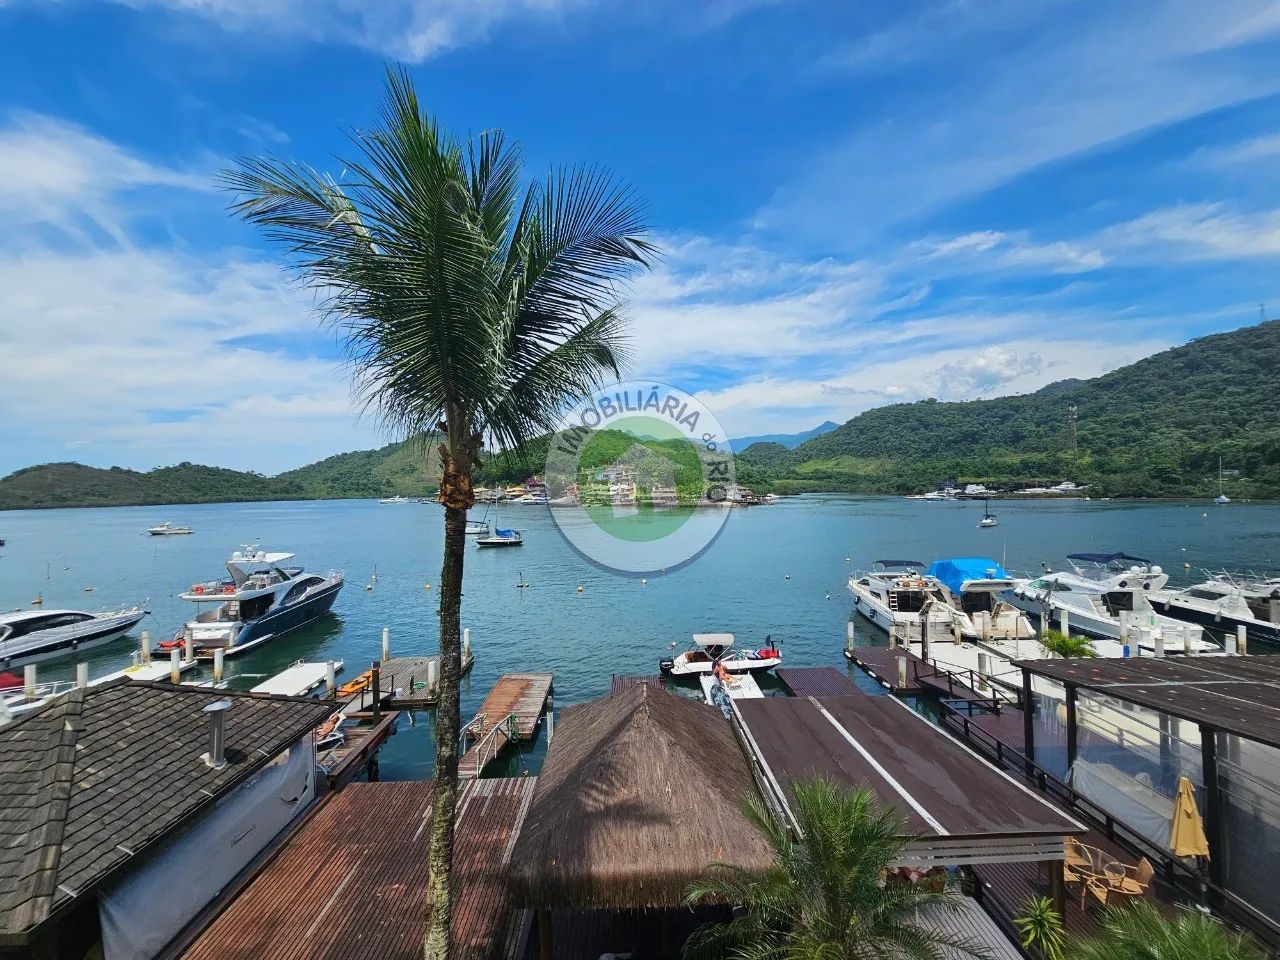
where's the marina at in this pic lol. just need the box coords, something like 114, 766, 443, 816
458, 671, 554, 778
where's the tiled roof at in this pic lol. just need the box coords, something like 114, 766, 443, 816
0, 680, 334, 940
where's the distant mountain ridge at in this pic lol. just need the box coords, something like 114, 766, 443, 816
4, 320, 1279, 508
729, 421, 839, 452
737, 319, 1280, 498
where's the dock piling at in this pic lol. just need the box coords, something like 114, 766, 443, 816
381, 626, 390, 661
897, 655, 907, 689
371, 661, 381, 721
76, 662, 88, 689
1183, 625, 1193, 656
1154, 629, 1164, 658
846, 621, 855, 652
213, 648, 225, 685
141, 630, 151, 664
1238, 624, 1248, 655
24, 664, 36, 699
427, 658, 439, 699
463, 627, 471, 662
326, 660, 336, 698
1058, 609, 1070, 638
1119, 611, 1129, 648
170, 648, 181, 684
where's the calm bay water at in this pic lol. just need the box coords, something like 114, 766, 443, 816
2, 495, 1277, 779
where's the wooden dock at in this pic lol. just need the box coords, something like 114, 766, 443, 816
381, 653, 475, 708
776, 666, 865, 698
844, 645, 927, 694
458, 672, 553, 779
317, 710, 400, 789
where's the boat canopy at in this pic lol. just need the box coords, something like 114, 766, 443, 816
1067, 551, 1150, 566
873, 560, 925, 569
229, 550, 295, 566
495, 529, 518, 538
692, 633, 735, 647
927, 558, 1012, 595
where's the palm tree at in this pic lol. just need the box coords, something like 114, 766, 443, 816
683, 779, 990, 959
1039, 629, 1096, 658
1074, 901, 1265, 960
221, 68, 654, 959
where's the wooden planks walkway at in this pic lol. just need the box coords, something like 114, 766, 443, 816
458, 673, 553, 779
776, 666, 864, 698
179, 778, 537, 960
316, 710, 400, 789
381, 652, 475, 708
844, 645, 926, 693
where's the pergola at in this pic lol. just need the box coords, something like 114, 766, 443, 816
732, 692, 1086, 911
1013, 655, 1280, 939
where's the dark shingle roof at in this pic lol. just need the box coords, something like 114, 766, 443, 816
0, 680, 334, 940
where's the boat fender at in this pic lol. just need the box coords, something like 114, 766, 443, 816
223, 585, 236, 595
193, 585, 204, 595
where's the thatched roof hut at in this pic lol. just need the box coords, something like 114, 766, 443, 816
508, 683, 774, 910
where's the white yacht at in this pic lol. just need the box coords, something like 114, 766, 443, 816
660, 633, 782, 677
1008, 552, 1218, 653
147, 521, 194, 536
0, 605, 148, 668
515, 489, 549, 505
465, 517, 491, 536
476, 527, 523, 548
1153, 573, 1280, 646
378, 495, 413, 504
925, 558, 1035, 641
847, 561, 956, 640
165, 547, 343, 659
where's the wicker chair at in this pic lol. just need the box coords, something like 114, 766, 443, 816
1087, 856, 1154, 907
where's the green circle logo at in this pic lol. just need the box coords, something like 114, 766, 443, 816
544, 381, 736, 574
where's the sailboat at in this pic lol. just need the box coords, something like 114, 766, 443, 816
1215, 457, 1231, 505
977, 496, 998, 527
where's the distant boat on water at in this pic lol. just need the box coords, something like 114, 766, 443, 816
379, 495, 413, 504
977, 497, 998, 528
476, 528, 523, 548
1216, 456, 1231, 504
147, 522, 193, 536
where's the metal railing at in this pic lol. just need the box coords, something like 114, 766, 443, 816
460, 711, 518, 776
938, 699, 1280, 947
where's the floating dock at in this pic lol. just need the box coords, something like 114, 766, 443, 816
251, 660, 344, 697
376, 652, 475, 708
458, 672, 553, 779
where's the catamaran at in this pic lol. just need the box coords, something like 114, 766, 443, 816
660, 633, 782, 677
165, 547, 343, 658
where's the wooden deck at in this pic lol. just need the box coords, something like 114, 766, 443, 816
776, 666, 864, 698
317, 710, 399, 789
844, 645, 926, 693
380, 653, 475, 708
458, 673, 553, 779
179, 778, 536, 960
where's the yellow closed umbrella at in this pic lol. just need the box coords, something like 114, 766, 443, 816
1170, 776, 1210, 858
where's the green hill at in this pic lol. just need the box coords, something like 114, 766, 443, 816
741, 319, 1280, 498
0, 439, 445, 510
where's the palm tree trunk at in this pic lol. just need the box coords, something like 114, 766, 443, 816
425, 457, 469, 960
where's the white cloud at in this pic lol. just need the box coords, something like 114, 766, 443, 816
1096, 203, 1280, 262
0, 113, 206, 243
100, 0, 593, 61
1190, 133, 1280, 167
762, 1, 1280, 246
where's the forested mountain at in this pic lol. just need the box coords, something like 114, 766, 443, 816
741, 319, 1280, 498
729, 420, 839, 452
4, 320, 1278, 509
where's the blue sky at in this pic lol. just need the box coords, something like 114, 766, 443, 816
3, 0, 1280, 474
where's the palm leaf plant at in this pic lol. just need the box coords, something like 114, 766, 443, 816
1013, 896, 1065, 960
1039, 629, 1096, 658
1073, 900, 1266, 960
683, 779, 991, 959
221, 68, 654, 958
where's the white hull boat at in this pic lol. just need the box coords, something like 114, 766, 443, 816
661, 633, 782, 676
1009, 552, 1218, 653
476, 528, 523, 548
465, 519, 490, 536
147, 522, 193, 536
1151, 574, 1280, 646
0, 606, 149, 669
847, 561, 957, 641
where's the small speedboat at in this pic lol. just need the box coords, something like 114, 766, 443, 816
660, 633, 781, 676
476, 528, 523, 548
0, 605, 148, 668
148, 522, 193, 536
378, 495, 413, 504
